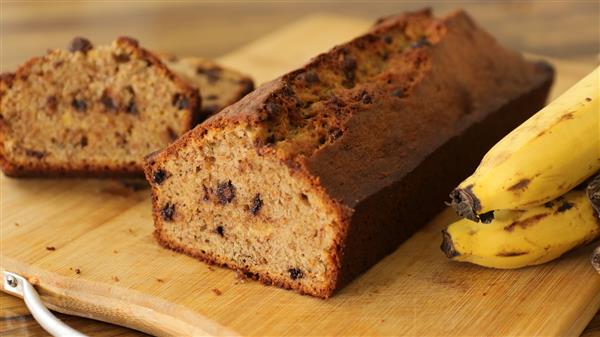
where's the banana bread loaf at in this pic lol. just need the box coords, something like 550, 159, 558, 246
144, 9, 554, 298
161, 56, 254, 121
0, 37, 200, 177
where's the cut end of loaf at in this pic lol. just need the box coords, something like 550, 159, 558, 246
0, 36, 199, 177
144, 125, 346, 298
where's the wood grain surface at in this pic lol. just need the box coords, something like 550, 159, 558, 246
2, 2, 600, 337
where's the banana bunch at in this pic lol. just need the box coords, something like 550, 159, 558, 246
449, 66, 599, 223
442, 189, 599, 268
443, 66, 600, 269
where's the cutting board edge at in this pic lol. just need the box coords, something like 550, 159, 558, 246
0, 256, 239, 336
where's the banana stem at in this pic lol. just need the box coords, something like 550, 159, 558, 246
587, 173, 600, 214
592, 246, 600, 273
449, 187, 494, 223
587, 174, 600, 273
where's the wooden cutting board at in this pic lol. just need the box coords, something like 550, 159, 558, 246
1, 14, 599, 337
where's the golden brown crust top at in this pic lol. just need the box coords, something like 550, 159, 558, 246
188, 9, 553, 207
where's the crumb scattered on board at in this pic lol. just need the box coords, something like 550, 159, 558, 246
46, 246, 56, 251
156, 278, 165, 283
212, 288, 222, 296
112, 276, 120, 282
235, 271, 248, 284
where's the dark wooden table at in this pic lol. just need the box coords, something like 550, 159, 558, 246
2, 1, 599, 336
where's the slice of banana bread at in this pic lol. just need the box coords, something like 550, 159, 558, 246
0, 37, 200, 177
161, 56, 254, 122
144, 9, 554, 298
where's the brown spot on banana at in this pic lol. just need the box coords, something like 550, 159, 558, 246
508, 178, 531, 192
558, 111, 575, 121
441, 230, 460, 258
497, 251, 529, 257
555, 200, 574, 213
504, 213, 549, 232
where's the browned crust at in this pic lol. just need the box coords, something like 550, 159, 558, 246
0, 36, 200, 178
154, 228, 333, 298
0, 155, 142, 178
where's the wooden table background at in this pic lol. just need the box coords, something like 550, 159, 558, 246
1, 1, 599, 336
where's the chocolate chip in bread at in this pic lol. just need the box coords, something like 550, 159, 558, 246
161, 55, 254, 122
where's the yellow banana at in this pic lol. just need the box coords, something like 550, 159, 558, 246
442, 189, 600, 269
450, 66, 600, 222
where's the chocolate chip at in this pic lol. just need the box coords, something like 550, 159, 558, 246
113, 53, 130, 63
100, 90, 117, 111
391, 88, 405, 98
197, 66, 222, 84
239, 79, 254, 94
355, 90, 372, 104
68, 37, 93, 54
125, 85, 135, 95
172, 93, 189, 110
166, 127, 178, 141
343, 54, 357, 72
296, 71, 320, 84
215, 226, 224, 237
411, 37, 431, 48
47, 96, 58, 111
161, 203, 175, 221
288, 268, 304, 280
265, 134, 276, 144
249, 194, 263, 215
71, 98, 87, 112
280, 85, 295, 98
25, 149, 45, 159
327, 95, 347, 108
380, 51, 389, 61
152, 169, 167, 185
126, 100, 138, 114
201, 105, 219, 116
1, 72, 15, 85
80, 136, 88, 147
266, 102, 281, 114
383, 35, 393, 44
202, 185, 211, 201
216, 181, 236, 205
